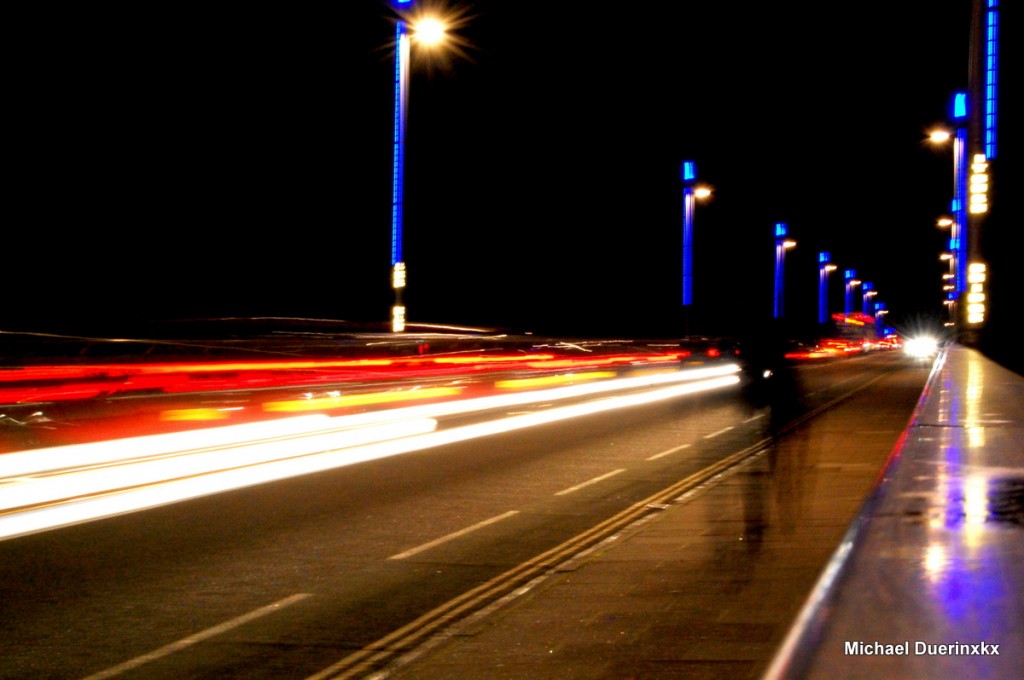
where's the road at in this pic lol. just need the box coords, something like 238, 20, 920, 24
0, 350, 928, 679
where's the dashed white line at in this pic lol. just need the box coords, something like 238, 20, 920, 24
703, 426, 735, 439
80, 593, 311, 680
389, 510, 520, 560
646, 443, 692, 461
555, 469, 627, 496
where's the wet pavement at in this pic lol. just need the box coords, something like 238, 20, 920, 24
765, 345, 1024, 680
380, 354, 937, 679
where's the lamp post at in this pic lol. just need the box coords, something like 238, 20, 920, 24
390, 2, 412, 332
928, 91, 969, 330
680, 161, 711, 307
680, 161, 711, 335
940, 252, 956, 326
818, 252, 836, 325
943, 298, 957, 327
773, 223, 796, 319
861, 282, 876, 317
843, 269, 861, 317
951, 92, 969, 310
388, 1, 448, 332
681, 161, 697, 309
874, 303, 888, 338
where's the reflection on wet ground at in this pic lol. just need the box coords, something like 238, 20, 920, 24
768, 347, 1024, 680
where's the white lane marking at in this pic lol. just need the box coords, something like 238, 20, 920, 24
646, 443, 692, 461
554, 468, 627, 496
703, 426, 734, 439
79, 593, 311, 680
388, 511, 520, 560
742, 414, 765, 423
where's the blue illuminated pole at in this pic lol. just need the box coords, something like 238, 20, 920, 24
773, 223, 795, 319
681, 161, 697, 307
390, 1, 413, 332
951, 92, 969, 309
874, 302, 887, 337
861, 282, 875, 316
818, 252, 835, 324
843, 269, 860, 316
982, 1, 1000, 162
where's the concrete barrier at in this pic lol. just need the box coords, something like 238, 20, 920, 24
763, 344, 1024, 679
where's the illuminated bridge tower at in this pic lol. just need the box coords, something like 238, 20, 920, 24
961, 0, 999, 338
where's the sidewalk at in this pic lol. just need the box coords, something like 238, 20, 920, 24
382, 353, 937, 679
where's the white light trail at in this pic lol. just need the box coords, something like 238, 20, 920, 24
0, 364, 741, 541
0, 418, 439, 513
0, 415, 337, 478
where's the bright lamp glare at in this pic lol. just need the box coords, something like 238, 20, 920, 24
905, 337, 939, 359
414, 17, 447, 45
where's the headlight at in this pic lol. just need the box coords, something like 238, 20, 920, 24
905, 336, 939, 359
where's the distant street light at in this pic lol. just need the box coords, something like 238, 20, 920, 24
389, 0, 450, 332
940, 251, 956, 325
943, 298, 956, 327
680, 160, 711, 308
843, 269, 861, 316
773, 223, 796, 319
928, 91, 970, 329
861, 282, 876, 316
874, 303, 888, 337
818, 252, 837, 325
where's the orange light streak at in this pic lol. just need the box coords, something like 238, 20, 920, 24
159, 408, 234, 422
495, 371, 616, 390
262, 386, 466, 413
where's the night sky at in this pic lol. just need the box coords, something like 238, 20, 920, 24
7, 2, 1018, 353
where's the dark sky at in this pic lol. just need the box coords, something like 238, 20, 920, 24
7, 1, 1017, 344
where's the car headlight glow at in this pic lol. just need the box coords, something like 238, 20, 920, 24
905, 336, 939, 359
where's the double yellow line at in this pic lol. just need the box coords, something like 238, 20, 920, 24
307, 437, 772, 679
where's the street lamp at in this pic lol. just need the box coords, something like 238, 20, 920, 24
843, 269, 861, 317
414, 16, 447, 45
861, 282, 876, 316
928, 92, 969, 327
818, 252, 836, 325
874, 303, 888, 338
680, 160, 711, 308
950, 93, 969, 305
389, 1, 450, 332
940, 252, 956, 325
943, 297, 956, 327
773, 223, 796, 319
